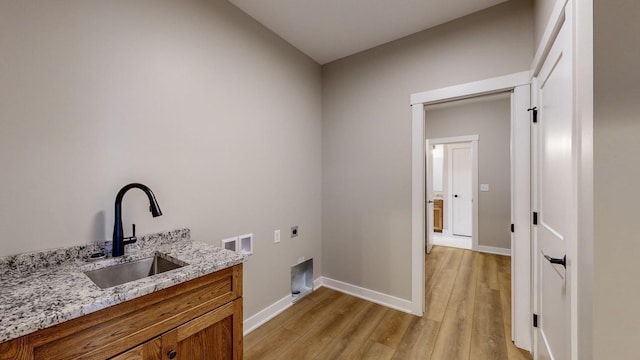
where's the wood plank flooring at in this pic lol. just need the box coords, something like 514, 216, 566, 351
244, 246, 532, 359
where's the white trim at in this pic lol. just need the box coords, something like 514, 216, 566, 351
530, 0, 567, 77
243, 294, 291, 335
411, 71, 532, 351
477, 245, 511, 257
320, 277, 414, 314
471, 140, 479, 251
428, 134, 478, 143
574, 0, 594, 358
411, 103, 426, 316
431, 234, 472, 250
243, 278, 323, 335
411, 71, 530, 105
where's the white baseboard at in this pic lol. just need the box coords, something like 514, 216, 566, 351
318, 276, 413, 314
242, 294, 292, 336
243, 278, 323, 336
477, 245, 511, 256
243, 277, 414, 335
432, 235, 472, 250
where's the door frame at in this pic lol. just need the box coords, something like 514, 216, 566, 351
410, 71, 532, 350
426, 136, 478, 252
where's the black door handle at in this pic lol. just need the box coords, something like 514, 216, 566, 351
454, 194, 459, 198
544, 254, 566, 268
427, 200, 434, 204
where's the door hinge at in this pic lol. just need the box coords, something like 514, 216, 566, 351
533, 212, 538, 225
533, 313, 539, 328
528, 107, 538, 123
510, 224, 515, 233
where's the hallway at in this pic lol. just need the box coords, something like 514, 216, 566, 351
244, 246, 531, 359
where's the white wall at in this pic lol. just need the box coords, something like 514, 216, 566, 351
425, 93, 512, 250
0, 0, 322, 319
321, 0, 534, 300
594, 0, 640, 358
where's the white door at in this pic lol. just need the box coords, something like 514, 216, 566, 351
452, 145, 472, 237
533, 8, 574, 360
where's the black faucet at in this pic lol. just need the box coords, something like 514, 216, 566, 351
112, 183, 162, 257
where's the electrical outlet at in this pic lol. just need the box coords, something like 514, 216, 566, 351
274, 229, 281, 243
291, 226, 299, 238
480, 184, 490, 192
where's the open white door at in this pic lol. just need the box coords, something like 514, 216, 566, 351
511, 85, 532, 351
533, 6, 574, 360
425, 139, 434, 253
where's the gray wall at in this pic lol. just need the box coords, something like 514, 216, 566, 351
594, 0, 640, 358
322, 0, 533, 300
0, 0, 322, 319
425, 94, 511, 250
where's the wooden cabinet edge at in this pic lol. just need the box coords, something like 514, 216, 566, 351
0, 336, 30, 360
0, 264, 243, 360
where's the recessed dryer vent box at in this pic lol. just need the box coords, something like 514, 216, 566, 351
221, 237, 238, 252
238, 233, 253, 255
291, 258, 313, 302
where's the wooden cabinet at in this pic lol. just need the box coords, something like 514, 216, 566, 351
433, 199, 443, 233
0, 264, 243, 360
167, 299, 240, 360
112, 299, 242, 360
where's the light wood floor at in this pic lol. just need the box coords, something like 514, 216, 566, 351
244, 246, 533, 359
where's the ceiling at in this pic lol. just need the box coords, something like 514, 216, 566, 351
228, 0, 509, 64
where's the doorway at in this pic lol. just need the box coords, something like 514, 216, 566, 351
426, 138, 478, 252
410, 71, 532, 350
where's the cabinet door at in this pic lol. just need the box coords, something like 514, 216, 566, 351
163, 299, 243, 360
433, 200, 443, 232
111, 337, 162, 360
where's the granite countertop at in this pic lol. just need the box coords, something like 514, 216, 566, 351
0, 228, 247, 344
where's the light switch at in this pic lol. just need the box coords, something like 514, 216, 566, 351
480, 184, 490, 192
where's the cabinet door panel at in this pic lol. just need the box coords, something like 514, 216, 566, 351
111, 337, 162, 360
177, 316, 233, 359
164, 299, 243, 360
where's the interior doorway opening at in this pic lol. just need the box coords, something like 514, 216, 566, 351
410, 71, 532, 350
426, 136, 479, 253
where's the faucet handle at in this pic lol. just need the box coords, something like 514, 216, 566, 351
123, 223, 137, 245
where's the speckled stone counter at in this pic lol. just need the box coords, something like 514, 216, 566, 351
0, 228, 247, 344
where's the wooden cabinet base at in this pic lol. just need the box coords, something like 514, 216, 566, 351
0, 265, 243, 360
434, 199, 443, 233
